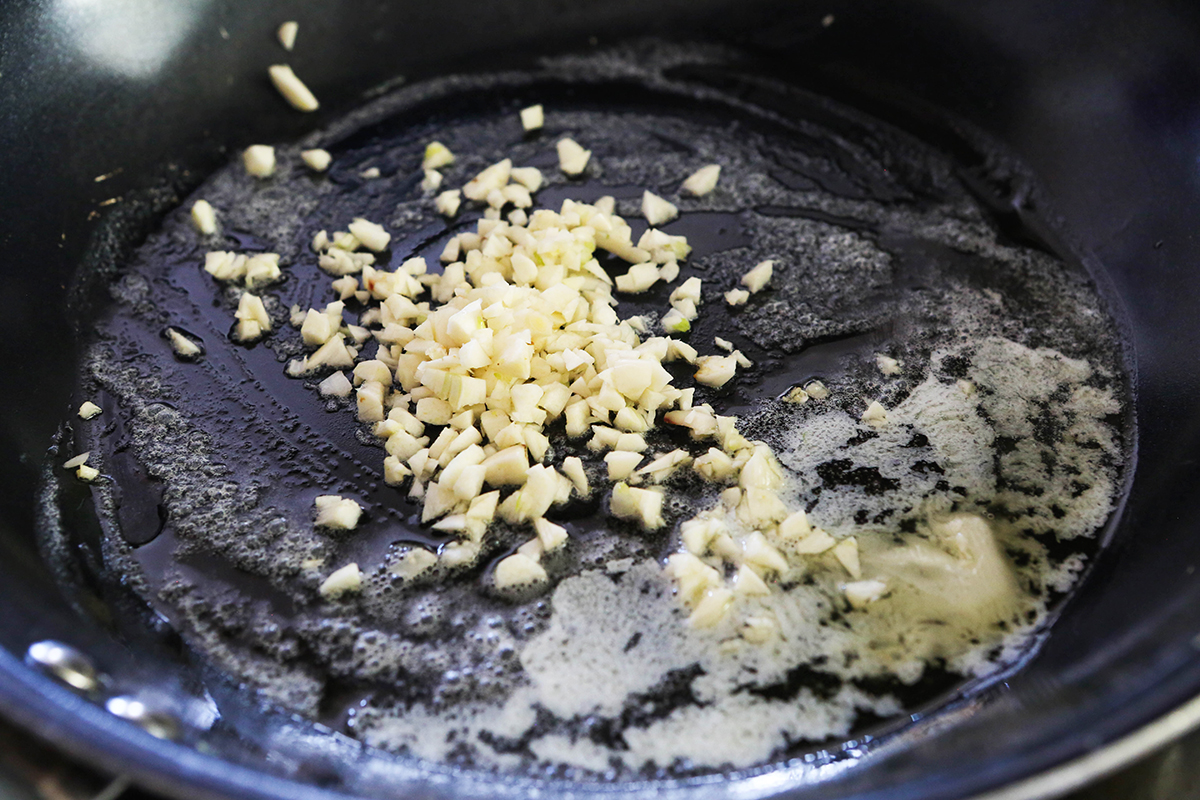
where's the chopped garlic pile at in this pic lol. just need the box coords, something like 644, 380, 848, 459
290, 190, 729, 584
197, 129, 851, 631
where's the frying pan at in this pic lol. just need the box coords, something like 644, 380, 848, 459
2, 0, 1200, 797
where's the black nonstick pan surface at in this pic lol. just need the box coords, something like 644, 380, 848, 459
3, 1, 1200, 798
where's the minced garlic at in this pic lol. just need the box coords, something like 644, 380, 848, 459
494, 552, 547, 589
435, 190, 462, 217
233, 293, 271, 342
301, 149, 331, 172
843, 579, 887, 608
318, 371, 353, 398
423, 142, 455, 171
519, 104, 544, 132
741, 259, 773, 293
421, 170, 443, 191
724, 288, 749, 306
861, 400, 888, 428
876, 353, 902, 375
348, 218, 391, 252
556, 138, 591, 175
682, 164, 720, 196
243, 145, 276, 178
63, 452, 90, 469
805, 380, 830, 400
166, 328, 202, 359
268, 64, 320, 112
642, 191, 678, 226
191, 200, 217, 234
314, 495, 363, 530
319, 563, 362, 598
64, 452, 98, 482
220, 134, 864, 636
277, 21, 298, 51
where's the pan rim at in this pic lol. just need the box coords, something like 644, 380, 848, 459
3, 645, 1200, 800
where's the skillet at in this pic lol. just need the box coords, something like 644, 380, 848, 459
3, 1, 1200, 798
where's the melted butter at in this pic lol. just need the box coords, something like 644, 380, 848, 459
857, 512, 1025, 668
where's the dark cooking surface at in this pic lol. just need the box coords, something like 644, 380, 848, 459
58, 46, 1129, 778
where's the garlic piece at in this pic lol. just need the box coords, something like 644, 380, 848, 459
314, 495, 363, 530
191, 199, 217, 234
642, 191, 679, 226
605, 450, 643, 481
876, 353, 902, 376
805, 380, 830, 401
694, 355, 738, 388
76, 464, 100, 482
423, 141, 455, 170
435, 189, 462, 217
421, 169, 443, 191
166, 327, 202, 358
234, 293, 271, 342
741, 259, 773, 293
391, 548, 437, 580
242, 145, 276, 178
318, 371, 353, 398
493, 553, 548, 589
510, 167, 543, 192
556, 138, 591, 175
615, 263, 659, 293
777, 509, 811, 540
78, 401, 102, 420
561, 457, 589, 495
244, 253, 282, 289
843, 579, 887, 608
733, 564, 771, 597
694, 448, 734, 481
682, 164, 721, 196
204, 251, 247, 281
348, 218, 391, 252
689, 587, 734, 628
792, 527, 837, 554
833, 537, 861, 578
63, 452, 90, 470
861, 400, 888, 428
277, 20, 298, 51
609, 482, 664, 530
533, 517, 568, 551
724, 288, 749, 306
519, 104, 544, 131
783, 386, 809, 404
661, 308, 690, 334
301, 149, 331, 172
268, 64, 320, 112
319, 563, 362, 598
